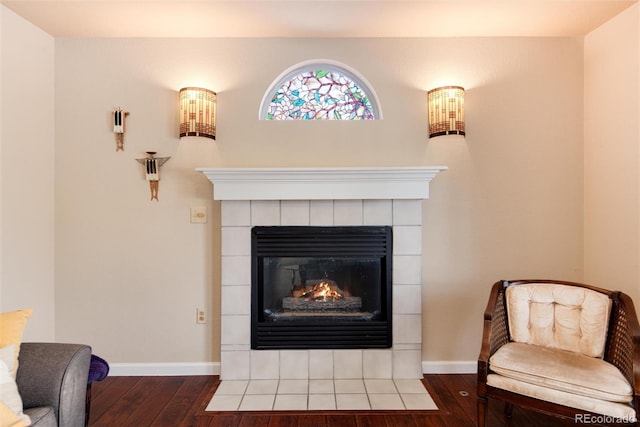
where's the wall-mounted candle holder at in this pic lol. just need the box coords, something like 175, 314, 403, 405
113, 108, 129, 151
135, 151, 170, 201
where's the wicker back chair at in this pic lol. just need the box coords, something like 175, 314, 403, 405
477, 279, 640, 426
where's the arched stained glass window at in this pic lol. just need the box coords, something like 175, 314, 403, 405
260, 60, 382, 120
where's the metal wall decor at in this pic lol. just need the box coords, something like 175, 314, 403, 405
136, 152, 170, 201
112, 108, 129, 151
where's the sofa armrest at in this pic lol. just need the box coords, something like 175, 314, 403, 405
16, 343, 91, 427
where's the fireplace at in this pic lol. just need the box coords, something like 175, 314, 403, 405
198, 166, 446, 380
252, 226, 392, 350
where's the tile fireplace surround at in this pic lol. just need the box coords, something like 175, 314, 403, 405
198, 167, 447, 382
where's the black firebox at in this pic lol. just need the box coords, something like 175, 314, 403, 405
251, 226, 392, 350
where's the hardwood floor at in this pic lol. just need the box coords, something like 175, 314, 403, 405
87, 374, 609, 426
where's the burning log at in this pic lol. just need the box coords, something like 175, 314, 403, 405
283, 279, 362, 312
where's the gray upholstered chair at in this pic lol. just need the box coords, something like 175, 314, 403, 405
477, 279, 640, 426
16, 343, 92, 427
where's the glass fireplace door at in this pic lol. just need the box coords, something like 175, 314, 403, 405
261, 256, 383, 322
251, 226, 392, 349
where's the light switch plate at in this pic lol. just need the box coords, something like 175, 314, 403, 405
190, 207, 207, 224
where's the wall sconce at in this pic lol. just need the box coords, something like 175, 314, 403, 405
179, 87, 216, 140
427, 86, 465, 138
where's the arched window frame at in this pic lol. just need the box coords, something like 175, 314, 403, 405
259, 59, 383, 120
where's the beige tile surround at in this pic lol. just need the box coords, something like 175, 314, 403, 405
220, 199, 424, 381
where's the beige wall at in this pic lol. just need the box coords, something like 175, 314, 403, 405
0, 6, 56, 341
52, 36, 585, 366
584, 4, 640, 305
422, 38, 585, 364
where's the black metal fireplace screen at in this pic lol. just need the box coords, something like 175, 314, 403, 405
251, 226, 392, 350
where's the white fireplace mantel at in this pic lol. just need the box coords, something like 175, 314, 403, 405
197, 166, 447, 201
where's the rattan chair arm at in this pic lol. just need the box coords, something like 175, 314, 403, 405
478, 281, 508, 371
483, 281, 505, 322
619, 293, 640, 401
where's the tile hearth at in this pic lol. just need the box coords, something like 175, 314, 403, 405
205, 378, 437, 411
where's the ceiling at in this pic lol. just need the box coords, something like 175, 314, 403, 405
1, 0, 637, 38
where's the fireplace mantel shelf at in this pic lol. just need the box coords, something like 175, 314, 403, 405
197, 166, 447, 201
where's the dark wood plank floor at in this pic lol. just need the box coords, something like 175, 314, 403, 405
87, 374, 612, 426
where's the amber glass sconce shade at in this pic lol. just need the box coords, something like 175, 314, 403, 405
179, 87, 216, 140
428, 86, 465, 138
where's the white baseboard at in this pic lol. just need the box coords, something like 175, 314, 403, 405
109, 362, 220, 376
108, 360, 474, 376
422, 360, 476, 374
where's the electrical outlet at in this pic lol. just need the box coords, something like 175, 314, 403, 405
196, 308, 206, 324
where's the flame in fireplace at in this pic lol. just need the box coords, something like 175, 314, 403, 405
299, 281, 343, 302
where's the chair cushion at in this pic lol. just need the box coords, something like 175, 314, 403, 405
0, 309, 32, 378
0, 402, 28, 427
24, 406, 57, 427
490, 342, 632, 402
506, 284, 611, 357
487, 374, 637, 422
0, 345, 30, 426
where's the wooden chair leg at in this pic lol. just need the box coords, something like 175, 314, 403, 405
477, 397, 487, 427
